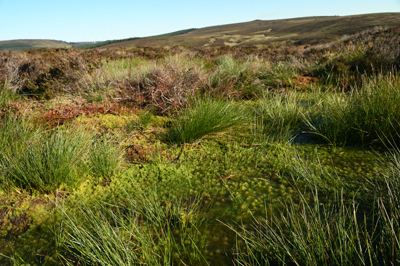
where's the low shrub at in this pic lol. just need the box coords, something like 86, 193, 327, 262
117, 55, 205, 114
312, 26, 400, 90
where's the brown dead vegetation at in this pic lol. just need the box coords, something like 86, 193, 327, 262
35, 100, 138, 127
125, 144, 152, 163
0, 26, 399, 116
115, 63, 205, 114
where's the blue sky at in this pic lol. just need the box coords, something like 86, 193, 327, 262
0, 0, 399, 42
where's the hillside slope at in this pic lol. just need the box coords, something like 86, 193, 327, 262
2, 13, 399, 51
0, 29, 198, 51
101, 13, 400, 48
0, 40, 83, 51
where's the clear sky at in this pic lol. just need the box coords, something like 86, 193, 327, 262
0, 0, 399, 42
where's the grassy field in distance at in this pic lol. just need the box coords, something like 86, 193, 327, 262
0, 39, 76, 51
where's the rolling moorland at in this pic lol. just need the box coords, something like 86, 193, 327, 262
0, 29, 198, 51
100, 12, 400, 48
0, 14, 400, 266
0, 40, 84, 51
2, 13, 400, 51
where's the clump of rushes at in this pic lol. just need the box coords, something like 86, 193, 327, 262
253, 91, 306, 142
0, 114, 39, 161
1, 128, 89, 192
0, 82, 19, 108
233, 189, 378, 266
368, 142, 400, 263
56, 189, 211, 266
88, 135, 124, 181
207, 55, 266, 99
260, 62, 303, 90
308, 74, 400, 147
166, 98, 248, 145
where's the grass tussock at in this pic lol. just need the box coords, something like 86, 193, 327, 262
308, 74, 400, 146
0, 114, 39, 159
88, 135, 125, 180
252, 91, 307, 142
233, 192, 374, 266
207, 55, 268, 99
166, 98, 248, 145
1, 129, 90, 192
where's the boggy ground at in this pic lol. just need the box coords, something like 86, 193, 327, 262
0, 26, 400, 265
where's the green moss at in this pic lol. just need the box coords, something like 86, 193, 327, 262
0, 194, 57, 265
75, 113, 131, 129
60, 137, 393, 265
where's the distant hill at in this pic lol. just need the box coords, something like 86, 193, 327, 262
100, 13, 400, 48
0, 29, 198, 51
75, 28, 197, 49
1, 13, 400, 51
0, 40, 83, 51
